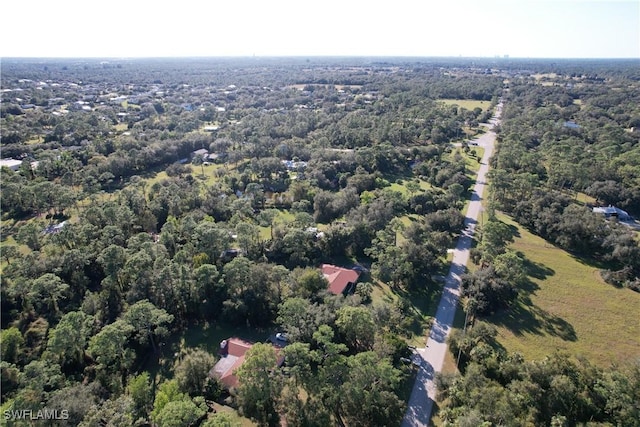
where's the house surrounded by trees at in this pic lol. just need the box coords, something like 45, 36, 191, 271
211, 337, 285, 389
321, 264, 361, 295
211, 338, 254, 389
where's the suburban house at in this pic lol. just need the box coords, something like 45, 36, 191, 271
191, 148, 209, 160
210, 337, 285, 389
211, 338, 253, 389
321, 264, 361, 295
593, 205, 631, 221
191, 148, 223, 163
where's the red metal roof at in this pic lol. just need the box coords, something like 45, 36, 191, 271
321, 264, 360, 295
226, 337, 253, 357
212, 338, 284, 389
213, 338, 254, 389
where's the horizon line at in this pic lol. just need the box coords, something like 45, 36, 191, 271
3, 55, 640, 61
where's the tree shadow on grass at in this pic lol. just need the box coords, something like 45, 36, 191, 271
394, 282, 442, 340
570, 252, 618, 272
505, 221, 521, 240
494, 299, 577, 342
519, 253, 555, 280
489, 252, 576, 342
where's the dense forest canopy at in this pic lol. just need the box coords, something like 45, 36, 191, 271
1, 57, 638, 426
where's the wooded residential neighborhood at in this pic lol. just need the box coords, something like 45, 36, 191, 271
1, 57, 639, 426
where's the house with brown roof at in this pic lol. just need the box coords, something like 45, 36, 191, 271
210, 337, 286, 390
211, 337, 253, 389
321, 264, 361, 295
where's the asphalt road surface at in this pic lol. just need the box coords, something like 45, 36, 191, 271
401, 102, 502, 427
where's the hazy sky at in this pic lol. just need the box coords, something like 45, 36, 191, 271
2, 0, 638, 58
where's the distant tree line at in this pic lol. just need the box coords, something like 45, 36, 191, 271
489, 73, 640, 290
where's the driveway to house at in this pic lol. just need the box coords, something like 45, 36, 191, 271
401, 102, 503, 427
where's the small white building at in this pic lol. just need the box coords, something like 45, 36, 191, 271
593, 206, 631, 221
0, 159, 23, 171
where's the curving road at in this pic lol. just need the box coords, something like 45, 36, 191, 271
401, 102, 503, 427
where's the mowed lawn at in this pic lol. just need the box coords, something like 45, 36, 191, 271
489, 214, 640, 367
439, 99, 491, 112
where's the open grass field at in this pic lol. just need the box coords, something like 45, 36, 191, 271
575, 191, 597, 205
388, 177, 432, 196
488, 214, 640, 367
25, 136, 45, 145
446, 146, 484, 177
462, 125, 485, 139
140, 162, 233, 191
463, 147, 484, 175
258, 210, 296, 240
439, 99, 491, 112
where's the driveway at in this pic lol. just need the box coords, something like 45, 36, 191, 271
401, 101, 502, 427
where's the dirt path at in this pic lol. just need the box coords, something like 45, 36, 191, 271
401, 102, 502, 427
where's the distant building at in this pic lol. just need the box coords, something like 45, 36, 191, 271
43, 221, 67, 235
281, 160, 308, 170
2, 159, 40, 172
593, 205, 631, 221
220, 248, 245, 261
0, 158, 23, 171
563, 121, 581, 130
191, 148, 209, 160
321, 264, 361, 295
109, 95, 128, 103
206, 152, 222, 162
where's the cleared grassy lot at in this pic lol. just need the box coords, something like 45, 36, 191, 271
489, 214, 640, 367
439, 99, 491, 112
387, 177, 432, 196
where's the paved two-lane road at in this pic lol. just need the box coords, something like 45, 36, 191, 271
402, 102, 503, 427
